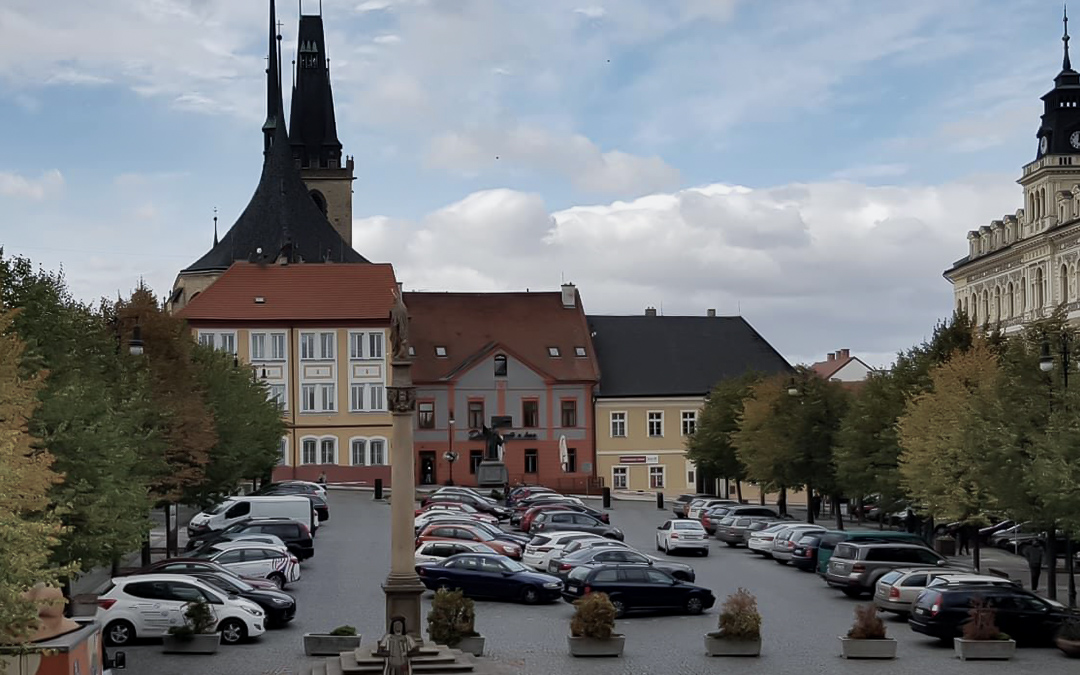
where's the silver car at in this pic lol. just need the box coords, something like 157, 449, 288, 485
770, 525, 826, 563
874, 568, 1018, 614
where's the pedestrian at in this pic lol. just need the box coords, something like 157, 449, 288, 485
957, 523, 971, 555
904, 508, 917, 534
317, 471, 327, 486
1026, 539, 1045, 591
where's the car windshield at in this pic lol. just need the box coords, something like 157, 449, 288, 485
500, 558, 527, 573
208, 501, 236, 515
674, 521, 704, 530
879, 571, 903, 585
758, 524, 787, 534
568, 566, 592, 581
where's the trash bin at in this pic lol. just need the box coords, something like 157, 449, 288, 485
935, 536, 956, 556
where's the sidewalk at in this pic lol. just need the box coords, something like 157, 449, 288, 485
950, 545, 1079, 603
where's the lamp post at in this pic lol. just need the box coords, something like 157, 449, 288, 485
444, 450, 459, 486
787, 379, 811, 524
1040, 335, 1076, 607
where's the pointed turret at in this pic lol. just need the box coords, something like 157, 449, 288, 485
1035, 5, 1080, 158
262, 0, 280, 153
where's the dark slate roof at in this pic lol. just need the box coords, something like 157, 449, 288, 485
587, 315, 792, 397
289, 15, 341, 165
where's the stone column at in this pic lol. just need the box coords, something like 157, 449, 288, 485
383, 356, 425, 639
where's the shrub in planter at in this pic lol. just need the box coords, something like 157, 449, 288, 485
568, 592, 623, 657
839, 604, 896, 659
427, 589, 484, 655
705, 588, 761, 656
303, 624, 363, 656
329, 625, 358, 637
163, 600, 220, 654
954, 599, 1014, 661
1056, 618, 1080, 657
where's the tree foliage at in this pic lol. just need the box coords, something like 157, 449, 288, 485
685, 373, 760, 486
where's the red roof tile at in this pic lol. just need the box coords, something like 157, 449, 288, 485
178, 262, 398, 322
404, 291, 600, 384
810, 356, 853, 380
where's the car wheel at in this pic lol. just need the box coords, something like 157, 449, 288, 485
268, 572, 286, 590
724, 542, 737, 548
218, 618, 247, 645
842, 589, 864, 598
700, 548, 709, 557
774, 558, 788, 565
520, 586, 540, 604
610, 598, 626, 618
685, 595, 705, 615
104, 620, 136, 647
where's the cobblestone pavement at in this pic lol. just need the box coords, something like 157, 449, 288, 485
115, 492, 1075, 675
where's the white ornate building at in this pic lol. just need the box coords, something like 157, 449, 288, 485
945, 17, 1080, 329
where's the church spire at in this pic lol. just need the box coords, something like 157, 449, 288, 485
1065, 4, 1073, 72
262, 0, 281, 153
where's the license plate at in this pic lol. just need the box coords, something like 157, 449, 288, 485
548, 563, 557, 572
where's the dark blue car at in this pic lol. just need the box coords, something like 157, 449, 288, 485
416, 553, 563, 604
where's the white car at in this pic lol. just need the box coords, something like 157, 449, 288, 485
655, 519, 709, 554
97, 574, 266, 647
281, 480, 328, 499
414, 540, 497, 564
522, 531, 603, 570
218, 533, 287, 549
686, 498, 738, 520
747, 523, 790, 556
770, 525, 826, 562
417, 503, 498, 523
191, 543, 301, 589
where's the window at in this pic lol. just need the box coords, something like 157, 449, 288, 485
251, 333, 266, 360
369, 439, 386, 465
300, 333, 316, 360
522, 400, 539, 428
369, 385, 384, 411
681, 411, 697, 436
418, 401, 435, 429
565, 448, 577, 473
351, 439, 367, 466
301, 384, 316, 412
319, 438, 336, 464
269, 384, 285, 409
302, 439, 317, 464
494, 354, 507, 377
468, 401, 485, 429
561, 400, 577, 427
271, 333, 286, 360
649, 466, 665, 489
199, 333, 214, 348
524, 449, 538, 474
648, 411, 664, 437
435, 346, 447, 357
319, 332, 335, 359
574, 346, 586, 357
350, 384, 364, 412
469, 450, 483, 474
219, 333, 236, 354
369, 332, 384, 359
612, 467, 627, 489
277, 438, 287, 466
319, 384, 336, 412
547, 347, 560, 357
686, 460, 696, 487
350, 332, 364, 359
610, 412, 626, 437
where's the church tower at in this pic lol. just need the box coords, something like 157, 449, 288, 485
289, 10, 354, 247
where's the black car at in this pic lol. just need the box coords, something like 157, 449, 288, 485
562, 564, 715, 617
416, 553, 563, 604
188, 571, 297, 627
254, 484, 330, 522
424, 492, 510, 520
909, 585, 1071, 644
546, 546, 694, 581
185, 517, 315, 559
790, 533, 822, 572
531, 511, 623, 540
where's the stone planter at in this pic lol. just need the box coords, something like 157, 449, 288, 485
704, 632, 762, 656
953, 637, 1016, 661
567, 634, 625, 657
0, 652, 41, 675
456, 635, 485, 657
839, 637, 897, 659
303, 633, 363, 656
162, 633, 221, 654
1056, 637, 1080, 658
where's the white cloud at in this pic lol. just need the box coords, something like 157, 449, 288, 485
0, 169, 64, 200
427, 124, 681, 196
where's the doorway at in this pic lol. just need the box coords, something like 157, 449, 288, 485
419, 451, 436, 485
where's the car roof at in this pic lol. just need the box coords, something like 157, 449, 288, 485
931, 574, 1016, 583
211, 541, 288, 551
846, 541, 932, 549
113, 573, 213, 585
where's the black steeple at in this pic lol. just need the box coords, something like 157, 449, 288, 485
182, 0, 366, 274
262, 0, 280, 153
288, 13, 343, 169
1035, 5, 1080, 159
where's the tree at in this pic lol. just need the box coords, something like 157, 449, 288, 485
685, 373, 759, 500
787, 368, 849, 525
0, 308, 75, 640
733, 375, 797, 508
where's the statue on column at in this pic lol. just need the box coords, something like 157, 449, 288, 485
389, 289, 410, 361
376, 616, 421, 675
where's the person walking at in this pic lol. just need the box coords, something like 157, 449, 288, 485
1026, 539, 1045, 591
317, 471, 327, 486
957, 523, 971, 555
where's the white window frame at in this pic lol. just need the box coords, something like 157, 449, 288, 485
610, 411, 626, 437
369, 384, 385, 411
319, 437, 337, 464
301, 384, 316, 412
368, 437, 388, 465
197, 331, 236, 354
301, 437, 318, 465
350, 384, 365, 412
350, 437, 368, 466
686, 460, 696, 488
268, 384, 286, 410
198, 332, 214, 348
649, 465, 665, 489
251, 333, 267, 360
319, 332, 335, 360
612, 466, 628, 490
277, 437, 289, 466
369, 332, 384, 359
300, 333, 316, 360
647, 411, 664, 438
319, 383, 336, 412
218, 332, 236, 355
681, 410, 697, 436
270, 333, 287, 360
350, 332, 365, 359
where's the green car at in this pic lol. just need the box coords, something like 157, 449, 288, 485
815, 530, 928, 575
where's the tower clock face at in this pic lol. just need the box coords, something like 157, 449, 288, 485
1041, 136, 1050, 154
1071, 131, 1080, 150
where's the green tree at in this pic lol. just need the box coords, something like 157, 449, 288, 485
733, 375, 796, 505
685, 373, 760, 500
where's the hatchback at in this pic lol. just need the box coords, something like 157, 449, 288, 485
747, 523, 790, 556
187, 571, 297, 627
547, 547, 694, 581
909, 585, 1070, 643
414, 540, 498, 564
126, 558, 279, 590
687, 498, 739, 521
522, 531, 604, 570
875, 568, 1017, 615
717, 518, 778, 547
771, 525, 826, 563
97, 574, 266, 646
562, 564, 715, 617
190, 542, 301, 589
789, 533, 823, 571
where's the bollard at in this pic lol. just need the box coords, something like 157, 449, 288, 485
656, 491, 664, 510
602, 487, 611, 509
374, 478, 383, 500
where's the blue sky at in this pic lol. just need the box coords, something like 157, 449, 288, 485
0, 0, 1068, 365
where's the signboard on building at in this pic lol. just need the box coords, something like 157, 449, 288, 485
618, 455, 659, 465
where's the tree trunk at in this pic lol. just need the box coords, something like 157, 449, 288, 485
973, 534, 981, 573
759, 489, 765, 506
806, 482, 814, 524
833, 495, 844, 531
1048, 529, 1059, 601
778, 487, 787, 516
735, 480, 743, 503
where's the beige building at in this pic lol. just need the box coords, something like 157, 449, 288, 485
595, 397, 703, 492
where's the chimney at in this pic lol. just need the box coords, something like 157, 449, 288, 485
645, 307, 657, 317
707, 308, 716, 317
827, 353, 835, 362
561, 283, 576, 308
838, 348, 850, 360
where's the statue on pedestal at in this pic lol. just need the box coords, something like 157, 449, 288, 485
375, 616, 420, 675
389, 289, 410, 361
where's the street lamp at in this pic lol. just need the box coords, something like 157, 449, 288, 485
786, 378, 802, 522
444, 450, 459, 486
1039, 334, 1076, 607
129, 324, 144, 356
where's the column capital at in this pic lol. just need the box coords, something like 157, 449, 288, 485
387, 386, 416, 414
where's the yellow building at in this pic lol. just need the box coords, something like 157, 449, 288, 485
588, 311, 791, 495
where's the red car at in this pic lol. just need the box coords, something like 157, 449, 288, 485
415, 502, 497, 523
415, 523, 523, 559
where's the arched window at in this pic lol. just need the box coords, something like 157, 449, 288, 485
1061, 264, 1070, 304
981, 291, 989, 322
350, 438, 368, 466
309, 189, 328, 215
970, 293, 978, 322
301, 436, 318, 465
1036, 268, 1045, 308
1020, 277, 1027, 312
994, 287, 1001, 321
494, 354, 508, 377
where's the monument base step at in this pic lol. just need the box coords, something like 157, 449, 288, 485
305, 643, 475, 675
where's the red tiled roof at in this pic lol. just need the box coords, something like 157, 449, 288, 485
810, 356, 853, 380
404, 291, 600, 384
178, 262, 398, 321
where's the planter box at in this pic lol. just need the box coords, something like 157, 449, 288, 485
456, 635, 485, 657
839, 637, 897, 659
567, 634, 625, 657
303, 633, 363, 656
704, 633, 761, 656
953, 637, 1016, 661
162, 633, 221, 654
1058, 637, 1080, 658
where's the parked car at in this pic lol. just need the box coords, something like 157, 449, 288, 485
825, 542, 966, 598
188, 495, 317, 536
815, 530, 928, 575
416, 502, 499, 524
519, 503, 609, 531
875, 569, 1018, 615
747, 523, 791, 556
560, 538, 631, 556
655, 519, 709, 555
186, 517, 315, 560
415, 523, 523, 559
672, 493, 711, 519
510, 496, 586, 526
507, 486, 556, 506
414, 540, 499, 565
687, 498, 739, 521
523, 532, 609, 570
716, 517, 778, 547
704, 506, 779, 534
189, 542, 301, 589
531, 511, 623, 540
421, 487, 497, 507
789, 533, 823, 571
547, 546, 695, 581
275, 479, 327, 499
414, 516, 529, 545
909, 584, 1070, 643
187, 571, 297, 627
420, 492, 509, 519
561, 564, 716, 617
96, 574, 266, 646
125, 558, 278, 590
416, 553, 563, 604
770, 525, 827, 563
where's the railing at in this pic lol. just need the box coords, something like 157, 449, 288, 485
508, 475, 604, 495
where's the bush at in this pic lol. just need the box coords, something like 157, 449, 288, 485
167, 600, 216, 638
846, 604, 887, 640
1058, 617, 1080, 641
329, 625, 357, 636
570, 592, 616, 640
427, 588, 477, 647
962, 598, 1006, 641
717, 588, 761, 640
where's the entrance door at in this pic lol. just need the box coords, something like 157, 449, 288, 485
419, 452, 437, 485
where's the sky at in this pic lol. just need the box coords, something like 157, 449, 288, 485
0, 0, 1068, 367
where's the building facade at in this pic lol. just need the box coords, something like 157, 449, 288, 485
945, 20, 1080, 327
405, 286, 601, 492
810, 348, 875, 383
589, 311, 791, 494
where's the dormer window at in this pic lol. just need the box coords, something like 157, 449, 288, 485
574, 347, 586, 357
494, 354, 508, 377
548, 347, 561, 357
435, 346, 447, 357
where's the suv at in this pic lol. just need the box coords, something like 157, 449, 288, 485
186, 518, 315, 560
910, 585, 1070, 643
815, 530, 928, 575
825, 542, 964, 597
